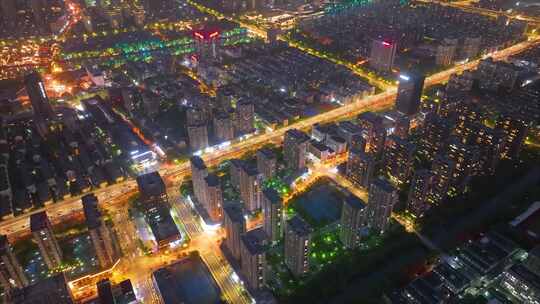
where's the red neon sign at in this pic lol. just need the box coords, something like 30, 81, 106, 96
382, 41, 392, 47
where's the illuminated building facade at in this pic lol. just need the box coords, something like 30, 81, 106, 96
357, 112, 386, 158
240, 228, 268, 291
0, 235, 28, 290
234, 99, 255, 136
284, 216, 312, 277
262, 188, 282, 243
82, 194, 118, 269
383, 135, 416, 186
429, 155, 456, 205
284, 129, 310, 172
31, 211, 63, 270
367, 178, 398, 234
346, 148, 376, 188
213, 111, 235, 143
239, 165, 261, 212
257, 148, 277, 180
190, 156, 208, 207
496, 113, 529, 160
224, 204, 246, 261
407, 170, 434, 218
418, 113, 453, 161
369, 39, 397, 72
340, 196, 367, 249
203, 174, 223, 222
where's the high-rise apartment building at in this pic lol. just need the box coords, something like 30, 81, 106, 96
240, 228, 268, 291
284, 129, 310, 172
0, 235, 28, 290
31, 211, 62, 270
262, 188, 282, 243
82, 194, 118, 269
190, 156, 208, 207
203, 174, 223, 222
223, 204, 246, 261
340, 196, 368, 249
239, 165, 261, 212
257, 148, 277, 180
346, 148, 376, 188
383, 135, 416, 186
284, 216, 312, 277
367, 178, 398, 234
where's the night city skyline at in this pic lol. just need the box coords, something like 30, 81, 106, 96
0, 0, 539, 303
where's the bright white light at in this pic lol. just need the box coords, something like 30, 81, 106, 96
329, 167, 338, 174
399, 74, 410, 81
279, 87, 286, 93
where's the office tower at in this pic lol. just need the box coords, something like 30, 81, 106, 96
418, 113, 453, 161
203, 174, 223, 222
0, 235, 28, 290
284, 216, 312, 277
346, 148, 376, 188
1, 0, 16, 29
369, 38, 397, 72
234, 99, 255, 135
187, 123, 209, 152
223, 204, 246, 261
136, 171, 168, 206
240, 228, 268, 291
284, 129, 310, 172
190, 156, 208, 206
367, 178, 398, 234
7, 273, 73, 304
239, 165, 261, 212
383, 135, 416, 186
447, 138, 480, 194
407, 170, 434, 218
395, 72, 425, 116
357, 112, 386, 158
82, 194, 117, 269
262, 188, 282, 243
428, 155, 456, 205
229, 159, 245, 190
31, 211, 62, 270
473, 125, 505, 175
340, 196, 368, 249
213, 111, 234, 143
257, 148, 277, 180
25, 72, 54, 120
496, 113, 528, 160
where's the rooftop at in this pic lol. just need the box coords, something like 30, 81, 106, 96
152, 254, 222, 304
287, 216, 312, 237
136, 171, 166, 199
82, 194, 102, 230
30, 211, 50, 232
241, 228, 268, 256
224, 204, 245, 224
263, 188, 282, 205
